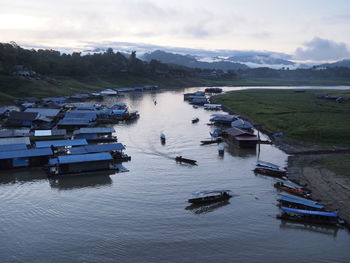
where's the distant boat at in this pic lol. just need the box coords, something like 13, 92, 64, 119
188, 190, 231, 205
160, 133, 166, 144
175, 156, 197, 165
192, 117, 199, 123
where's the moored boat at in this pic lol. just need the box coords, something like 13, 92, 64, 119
277, 196, 325, 211
175, 156, 197, 165
188, 190, 232, 205
254, 161, 287, 177
274, 182, 311, 198
277, 206, 344, 226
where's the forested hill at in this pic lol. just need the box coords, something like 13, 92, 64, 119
0, 42, 212, 78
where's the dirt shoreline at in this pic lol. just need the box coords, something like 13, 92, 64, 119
214, 99, 350, 227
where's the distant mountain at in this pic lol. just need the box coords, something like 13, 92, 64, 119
227, 54, 295, 66
143, 50, 248, 70
316, 59, 350, 68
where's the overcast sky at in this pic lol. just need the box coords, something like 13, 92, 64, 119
1, 0, 350, 61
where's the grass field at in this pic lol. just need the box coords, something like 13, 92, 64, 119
318, 155, 350, 176
214, 89, 350, 146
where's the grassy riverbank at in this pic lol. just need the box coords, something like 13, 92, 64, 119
2, 74, 350, 103
214, 89, 350, 147
0, 75, 214, 102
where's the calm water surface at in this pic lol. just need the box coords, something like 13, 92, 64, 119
0, 87, 349, 263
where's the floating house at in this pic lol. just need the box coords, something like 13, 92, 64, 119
57, 119, 95, 130
73, 127, 117, 142
204, 88, 222, 93
0, 129, 31, 138
204, 104, 222, 110
68, 143, 129, 161
210, 114, 240, 126
0, 136, 31, 146
24, 108, 61, 119
6, 111, 39, 127
35, 139, 88, 149
222, 127, 258, 148
189, 96, 209, 105
48, 152, 116, 176
0, 148, 53, 169
31, 129, 67, 141
231, 119, 254, 131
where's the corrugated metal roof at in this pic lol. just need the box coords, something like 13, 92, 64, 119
73, 127, 115, 135
0, 143, 28, 152
56, 152, 113, 164
0, 129, 30, 138
0, 137, 30, 145
69, 143, 125, 155
0, 148, 53, 160
34, 129, 67, 136
58, 119, 93, 126
64, 110, 97, 120
36, 139, 88, 148
224, 127, 254, 137
9, 111, 38, 121
25, 108, 60, 117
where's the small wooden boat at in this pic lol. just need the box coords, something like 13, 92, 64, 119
175, 156, 197, 165
192, 118, 199, 123
188, 190, 232, 205
277, 196, 325, 211
254, 161, 287, 177
200, 138, 222, 145
277, 206, 344, 226
274, 182, 311, 198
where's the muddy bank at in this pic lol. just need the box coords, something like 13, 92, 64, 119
288, 154, 350, 226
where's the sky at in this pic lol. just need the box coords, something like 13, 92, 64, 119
1, 0, 350, 61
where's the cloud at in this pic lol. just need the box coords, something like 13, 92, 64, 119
294, 37, 350, 61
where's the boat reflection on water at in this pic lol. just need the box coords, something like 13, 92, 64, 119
226, 144, 256, 158
279, 220, 339, 237
185, 200, 230, 215
49, 172, 113, 190
0, 168, 47, 185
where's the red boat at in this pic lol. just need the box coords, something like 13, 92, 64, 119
274, 182, 311, 198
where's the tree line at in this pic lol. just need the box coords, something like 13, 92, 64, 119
0, 42, 350, 81
0, 42, 209, 78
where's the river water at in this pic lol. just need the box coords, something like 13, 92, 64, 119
0, 87, 349, 263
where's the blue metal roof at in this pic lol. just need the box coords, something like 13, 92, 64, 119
278, 196, 324, 210
73, 127, 115, 135
280, 206, 338, 217
0, 148, 53, 160
58, 119, 92, 125
36, 139, 88, 148
55, 152, 113, 164
0, 143, 28, 152
69, 143, 125, 155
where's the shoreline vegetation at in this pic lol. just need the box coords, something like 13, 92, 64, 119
213, 89, 350, 225
1, 74, 350, 104
2, 42, 350, 103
